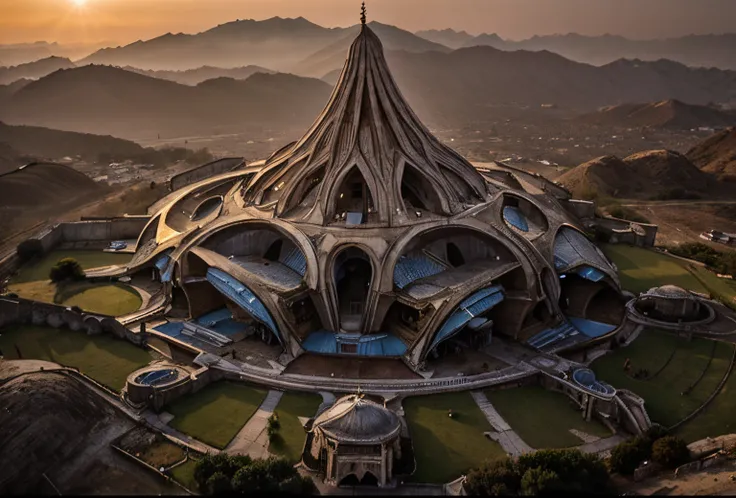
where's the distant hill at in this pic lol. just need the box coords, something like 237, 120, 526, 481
577, 100, 736, 130
124, 65, 275, 85
558, 150, 714, 199
0, 162, 102, 209
0, 121, 146, 171
292, 21, 450, 78
0, 65, 332, 140
381, 47, 736, 127
0, 56, 75, 85
462, 32, 736, 70
78, 17, 349, 71
79, 18, 448, 74
687, 128, 736, 182
415, 28, 475, 49
0, 142, 22, 174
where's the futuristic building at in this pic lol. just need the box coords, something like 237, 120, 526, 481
124, 20, 626, 371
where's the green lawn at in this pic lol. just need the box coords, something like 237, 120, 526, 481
602, 245, 707, 294
486, 386, 612, 449
591, 329, 734, 433
688, 265, 736, 308
11, 250, 132, 284
404, 392, 506, 484
167, 381, 267, 449
0, 324, 154, 391
61, 283, 142, 316
170, 458, 199, 491
269, 392, 322, 463
676, 357, 736, 443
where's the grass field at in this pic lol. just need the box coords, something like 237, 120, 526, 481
268, 392, 322, 463
486, 386, 612, 449
7, 250, 139, 315
0, 324, 153, 391
170, 458, 199, 491
10, 250, 132, 284
61, 283, 142, 316
404, 392, 506, 483
591, 329, 734, 438
602, 245, 707, 294
688, 265, 736, 308
167, 381, 267, 449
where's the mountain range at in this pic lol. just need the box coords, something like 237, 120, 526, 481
0, 56, 75, 85
0, 65, 333, 140
416, 29, 736, 70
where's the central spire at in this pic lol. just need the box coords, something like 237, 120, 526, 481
242, 23, 489, 226
360, 2, 367, 25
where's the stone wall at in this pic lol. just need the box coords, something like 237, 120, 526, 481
595, 217, 658, 247
169, 158, 244, 192
561, 199, 596, 220
0, 296, 145, 346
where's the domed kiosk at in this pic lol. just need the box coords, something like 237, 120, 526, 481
633, 285, 712, 323
116, 8, 626, 371
302, 394, 401, 487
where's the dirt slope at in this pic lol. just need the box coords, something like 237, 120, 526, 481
558, 149, 713, 199
578, 100, 736, 130
687, 127, 736, 182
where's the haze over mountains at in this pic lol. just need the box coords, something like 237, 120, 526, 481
416, 29, 736, 70
578, 100, 736, 130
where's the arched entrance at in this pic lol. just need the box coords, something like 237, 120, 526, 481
333, 247, 373, 333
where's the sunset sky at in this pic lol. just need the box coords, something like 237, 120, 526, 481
1, 0, 735, 45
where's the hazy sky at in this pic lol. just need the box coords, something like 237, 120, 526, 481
1, 0, 735, 45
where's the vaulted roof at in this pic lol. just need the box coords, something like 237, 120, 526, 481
242, 23, 489, 225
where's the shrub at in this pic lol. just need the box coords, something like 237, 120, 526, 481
195, 454, 311, 496
520, 467, 562, 496
16, 239, 44, 264
465, 449, 610, 495
465, 457, 521, 496
206, 472, 231, 496
609, 437, 650, 475
651, 436, 690, 469
49, 258, 85, 283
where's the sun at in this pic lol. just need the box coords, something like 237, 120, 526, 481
71, 0, 87, 6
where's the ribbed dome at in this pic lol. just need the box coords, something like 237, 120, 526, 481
313, 394, 400, 444
242, 24, 489, 225
646, 285, 692, 299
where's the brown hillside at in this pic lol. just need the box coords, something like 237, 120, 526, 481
0, 371, 118, 494
686, 127, 736, 182
578, 100, 736, 130
0, 162, 102, 208
558, 149, 712, 199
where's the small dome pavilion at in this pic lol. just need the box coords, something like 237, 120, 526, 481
634, 285, 703, 322
303, 394, 401, 487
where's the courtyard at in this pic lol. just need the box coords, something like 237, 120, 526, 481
0, 324, 155, 391
166, 381, 268, 449
7, 250, 141, 316
591, 328, 735, 441
403, 392, 506, 484
267, 391, 322, 463
486, 385, 612, 449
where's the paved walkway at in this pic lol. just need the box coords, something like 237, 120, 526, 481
225, 390, 283, 458
471, 391, 533, 456
577, 434, 627, 456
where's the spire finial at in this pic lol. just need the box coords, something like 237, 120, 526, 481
360, 2, 367, 25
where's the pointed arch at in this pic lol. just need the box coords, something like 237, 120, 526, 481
324, 161, 381, 225
398, 160, 447, 214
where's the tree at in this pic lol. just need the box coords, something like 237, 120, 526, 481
267, 413, 281, 442
206, 472, 231, 495
651, 436, 690, 469
465, 458, 521, 496
49, 258, 85, 283
16, 239, 44, 264
520, 467, 562, 496
609, 438, 650, 475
